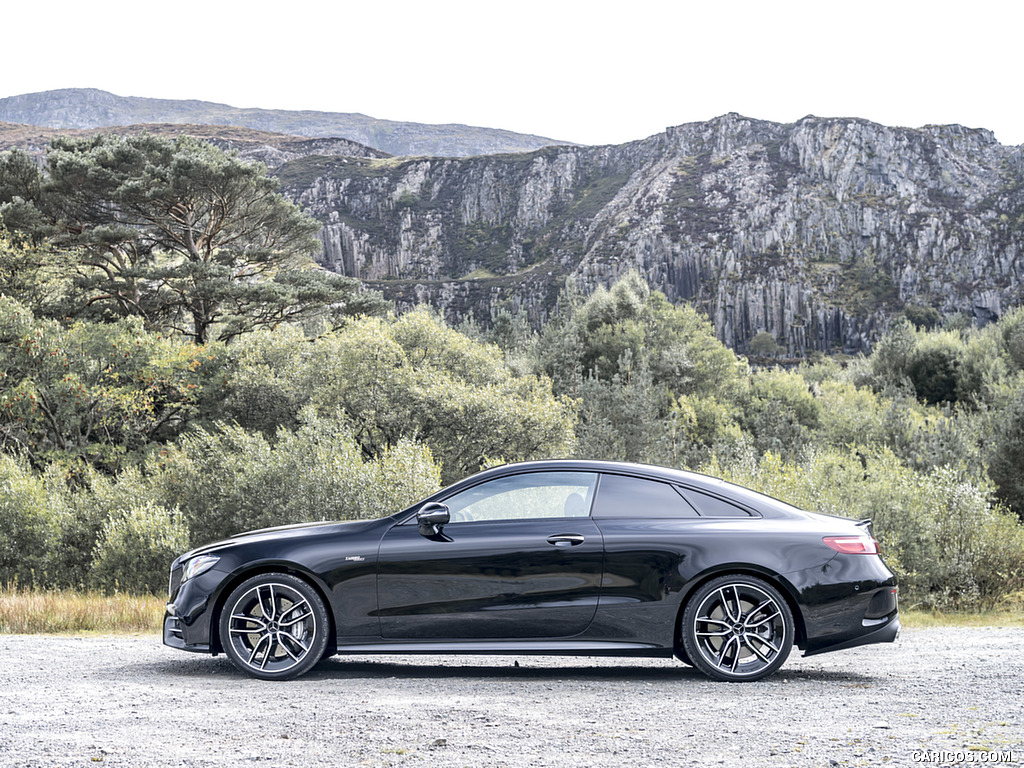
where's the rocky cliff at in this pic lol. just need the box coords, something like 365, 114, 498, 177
0, 89, 570, 158
277, 114, 1024, 354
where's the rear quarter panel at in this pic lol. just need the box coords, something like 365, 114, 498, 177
586, 517, 843, 647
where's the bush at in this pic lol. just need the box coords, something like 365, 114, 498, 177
573, 362, 662, 463
907, 341, 960, 405
701, 447, 1024, 609
988, 386, 1024, 521
663, 394, 745, 469
0, 454, 55, 586
999, 307, 1024, 373
304, 310, 575, 483
90, 502, 190, 594
153, 412, 442, 545
749, 331, 780, 356
47, 466, 155, 589
217, 312, 575, 484
740, 369, 820, 459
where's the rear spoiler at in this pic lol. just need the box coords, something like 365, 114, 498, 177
856, 518, 874, 537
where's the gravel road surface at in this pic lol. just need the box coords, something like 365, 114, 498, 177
1, 628, 1021, 767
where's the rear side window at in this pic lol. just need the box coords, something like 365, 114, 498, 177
679, 488, 752, 517
592, 474, 699, 518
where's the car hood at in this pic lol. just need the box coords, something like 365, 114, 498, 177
178, 518, 382, 562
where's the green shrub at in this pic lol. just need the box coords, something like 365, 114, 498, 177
702, 447, 1024, 609
91, 501, 190, 594
748, 331, 780, 356
153, 412, 442, 546
574, 363, 662, 463
0, 454, 55, 586
303, 311, 574, 483
999, 307, 1024, 373
740, 369, 821, 459
903, 304, 942, 331
663, 394, 745, 469
46, 466, 156, 589
988, 387, 1024, 521
907, 341, 960, 405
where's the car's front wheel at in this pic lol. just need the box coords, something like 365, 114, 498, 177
681, 574, 793, 682
219, 573, 330, 680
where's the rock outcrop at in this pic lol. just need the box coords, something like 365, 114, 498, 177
279, 114, 1024, 354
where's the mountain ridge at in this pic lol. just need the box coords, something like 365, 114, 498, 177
0, 88, 572, 157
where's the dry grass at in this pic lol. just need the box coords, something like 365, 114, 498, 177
901, 608, 1024, 629
901, 589, 1024, 628
0, 586, 164, 634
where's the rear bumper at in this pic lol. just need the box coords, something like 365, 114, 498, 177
803, 613, 900, 656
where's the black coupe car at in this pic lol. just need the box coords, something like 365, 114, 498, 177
164, 460, 899, 682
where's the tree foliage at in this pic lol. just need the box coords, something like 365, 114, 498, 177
149, 412, 441, 545
0, 297, 221, 471
218, 309, 576, 483
0, 135, 386, 342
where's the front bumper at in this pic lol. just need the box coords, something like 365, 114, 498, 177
163, 614, 211, 653
162, 565, 222, 654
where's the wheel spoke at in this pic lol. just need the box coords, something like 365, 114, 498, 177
715, 635, 739, 670
717, 587, 740, 622
257, 585, 275, 622
276, 638, 299, 661
727, 636, 742, 673
247, 632, 271, 667
747, 634, 780, 656
230, 614, 266, 633
746, 599, 773, 621
279, 631, 310, 656
280, 601, 311, 627
745, 608, 781, 629
745, 640, 770, 663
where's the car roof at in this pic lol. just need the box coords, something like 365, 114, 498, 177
432, 459, 807, 519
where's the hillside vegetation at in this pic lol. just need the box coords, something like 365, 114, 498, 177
1, 134, 1022, 609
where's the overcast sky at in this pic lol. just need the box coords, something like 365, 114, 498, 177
3, 0, 1021, 147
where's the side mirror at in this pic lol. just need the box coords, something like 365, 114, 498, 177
417, 502, 450, 537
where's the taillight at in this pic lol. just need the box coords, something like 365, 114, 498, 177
823, 535, 879, 554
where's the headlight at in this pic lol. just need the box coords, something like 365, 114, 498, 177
182, 554, 220, 582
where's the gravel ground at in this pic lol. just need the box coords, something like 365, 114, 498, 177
0, 628, 1021, 768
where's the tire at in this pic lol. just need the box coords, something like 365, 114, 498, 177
219, 573, 330, 681
681, 574, 793, 682
673, 643, 693, 667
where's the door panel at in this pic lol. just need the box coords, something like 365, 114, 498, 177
377, 517, 604, 639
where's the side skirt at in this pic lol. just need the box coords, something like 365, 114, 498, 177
332, 640, 672, 657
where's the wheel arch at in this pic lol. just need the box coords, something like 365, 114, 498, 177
209, 563, 337, 655
672, 565, 807, 655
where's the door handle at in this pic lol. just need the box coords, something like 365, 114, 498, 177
546, 533, 585, 547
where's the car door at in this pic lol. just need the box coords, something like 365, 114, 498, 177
376, 471, 604, 639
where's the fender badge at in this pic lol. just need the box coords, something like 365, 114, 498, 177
344, 555, 365, 562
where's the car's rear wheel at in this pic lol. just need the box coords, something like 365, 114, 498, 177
681, 574, 793, 682
219, 573, 329, 680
